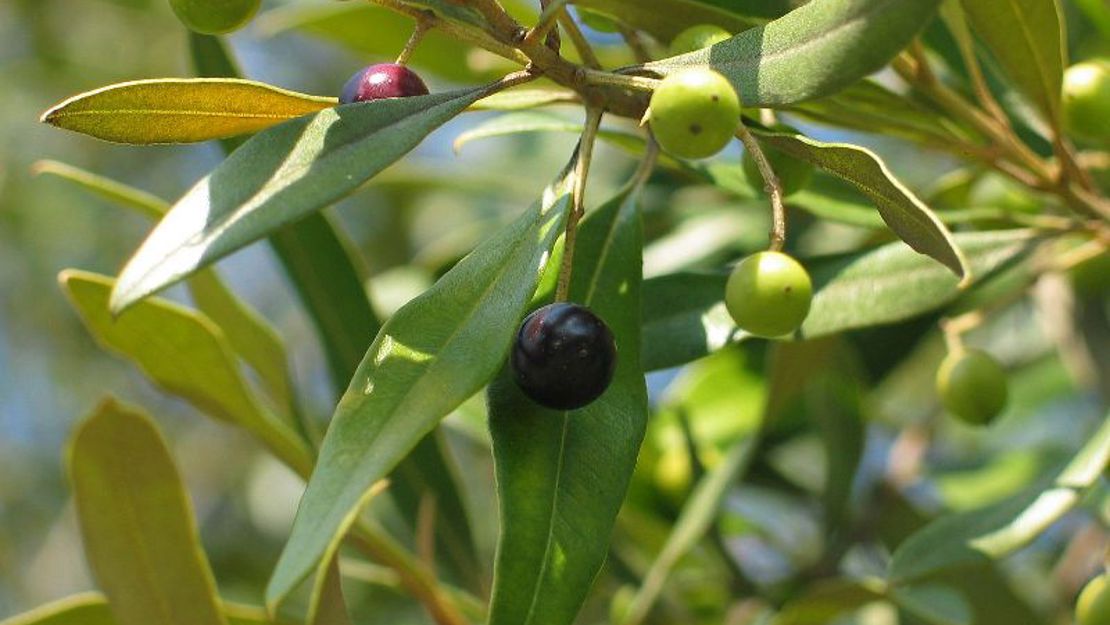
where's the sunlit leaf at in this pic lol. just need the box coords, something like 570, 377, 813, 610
889, 414, 1110, 583
40, 79, 334, 144
958, 0, 1066, 125
266, 166, 574, 610
647, 0, 944, 106
110, 85, 493, 313
60, 271, 312, 476
486, 160, 651, 625
68, 399, 227, 625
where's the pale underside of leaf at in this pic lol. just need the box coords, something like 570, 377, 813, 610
41, 78, 335, 144
109, 87, 488, 314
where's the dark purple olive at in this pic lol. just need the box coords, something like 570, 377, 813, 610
339, 63, 429, 103
511, 303, 617, 410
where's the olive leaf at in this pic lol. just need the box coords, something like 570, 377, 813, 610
265, 165, 575, 610
889, 413, 1110, 583
573, 0, 759, 41
69, 399, 228, 625
110, 85, 493, 314
40, 79, 335, 144
958, 0, 1066, 126
646, 0, 944, 106
486, 160, 651, 625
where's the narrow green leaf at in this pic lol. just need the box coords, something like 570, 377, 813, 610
31, 160, 168, 220
266, 167, 574, 609
750, 127, 968, 278
574, 0, 758, 41
68, 399, 227, 625
191, 32, 484, 593
34, 159, 297, 422
891, 584, 972, 625
889, 414, 1110, 583
40, 79, 335, 144
646, 0, 944, 106
60, 270, 312, 476
452, 111, 641, 154
641, 272, 742, 371
787, 80, 971, 146
308, 559, 353, 625
471, 88, 580, 111
486, 163, 651, 625
187, 270, 294, 412
0, 595, 291, 625
110, 86, 491, 314
257, 4, 512, 83
620, 437, 757, 625
773, 579, 885, 625
0, 594, 117, 625
958, 0, 1066, 125
641, 230, 1039, 369
800, 229, 1037, 338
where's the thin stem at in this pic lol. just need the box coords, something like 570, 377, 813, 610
368, 0, 529, 65
349, 522, 470, 625
618, 24, 653, 64
396, 15, 432, 65
557, 10, 602, 69
582, 68, 659, 92
524, 0, 568, 48
556, 107, 604, 302
735, 123, 786, 251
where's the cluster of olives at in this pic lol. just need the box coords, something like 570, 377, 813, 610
325, 24, 816, 411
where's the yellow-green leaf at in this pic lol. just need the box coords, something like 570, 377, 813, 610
0, 594, 291, 625
59, 270, 312, 476
68, 399, 227, 625
41, 78, 335, 144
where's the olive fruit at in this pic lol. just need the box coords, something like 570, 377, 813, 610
669, 24, 731, 55
1078, 574, 1110, 625
742, 146, 815, 197
725, 251, 813, 338
1063, 60, 1110, 141
935, 349, 1008, 426
340, 63, 429, 104
169, 0, 260, 35
648, 68, 741, 160
510, 303, 617, 410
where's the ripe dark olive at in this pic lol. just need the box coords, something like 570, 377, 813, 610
511, 303, 617, 410
340, 63, 429, 104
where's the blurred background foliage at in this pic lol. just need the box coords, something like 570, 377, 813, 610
0, 0, 1108, 623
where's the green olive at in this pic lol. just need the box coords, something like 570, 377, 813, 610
1078, 574, 1110, 625
725, 251, 813, 338
169, 0, 260, 35
742, 146, 814, 197
669, 24, 732, 56
1063, 60, 1110, 141
935, 349, 1008, 426
648, 68, 741, 160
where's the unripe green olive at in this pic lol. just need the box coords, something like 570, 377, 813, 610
725, 251, 813, 338
669, 24, 731, 56
649, 68, 741, 160
935, 349, 1008, 426
742, 146, 814, 197
169, 0, 260, 35
1063, 60, 1110, 141
1078, 574, 1110, 625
